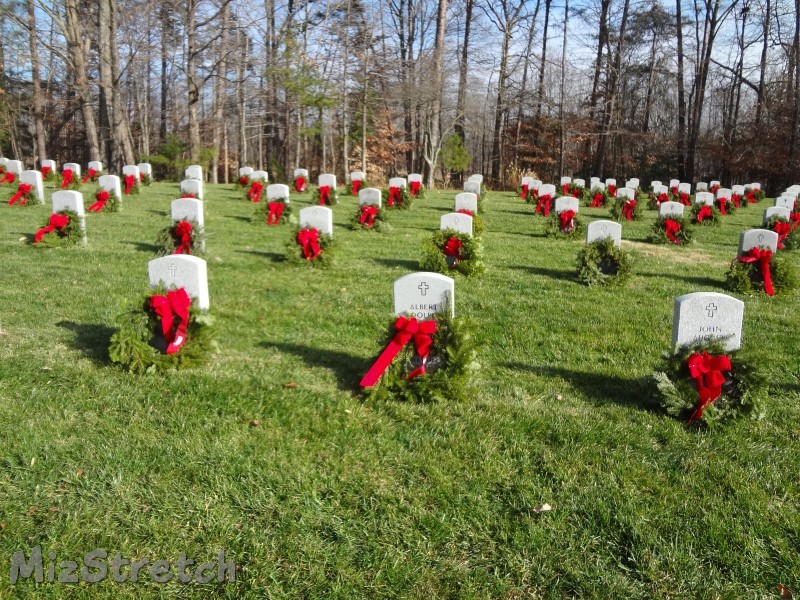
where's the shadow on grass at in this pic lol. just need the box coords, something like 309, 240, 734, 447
122, 240, 161, 253
502, 362, 655, 410
228, 215, 252, 223
372, 257, 419, 270
259, 341, 366, 390
638, 271, 724, 287
497, 209, 533, 217
235, 249, 285, 263
57, 321, 115, 365
508, 265, 578, 283
147, 209, 167, 217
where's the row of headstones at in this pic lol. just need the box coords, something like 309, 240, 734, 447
522, 176, 767, 198
4, 171, 127, 207
0, 158, 154, 181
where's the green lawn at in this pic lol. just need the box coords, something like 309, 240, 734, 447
1, 180, 798, 598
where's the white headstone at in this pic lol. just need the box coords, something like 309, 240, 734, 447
749, 182, 762, 191
659, 201, 685, 217
586, 219, 622, 247
299, 206, 333, 236
763, 206, 791, 224
62, 162, 80, 177
87, 161, 103, 173
669, 179, 680, 189
694, 192, 714, 206
651, 180, 662, 191
185, 165, 203, 180
358, 188, 382, 207
738, 229, 779, 255
19, 170, 44, 203
591, 181, 606, 192
148, 255, 209, 310
454, 192, 478, 213
521, 176, 533, 187
319, 173, 337, 189
266, 183, 290, 202
0, 157, 8, 167
137, 163, 153, 177
98, 174, 122, 199
171, 198, 204, 228
440, 212, 473, 236
696, 182, 708, 192
389, 177, 407, 189
554, 196, 580, 214
710, 180, 720, 189
627, 178, 640, 189
573, 178, 585, 188
293, 168, 308, 178
672, 292, 744, 352
678, 182, 691, 195
774, 196, 795, 210
408, 173, 423, 184
393, 272, 454, 319
464, 181, 481, 196
716, 188, 732, 200
530, 179, 542, 191
560, 176, 572, 186
122, 165, 140, 179
52, 190, 86, 242
180, 179, 204, 200
617, 187, 635, 200
6, 160, 23, 174
590, 177, 600, 186
468, 174, 483, 184
250, 170, 268, 182
538, 183, 556, 197
239, 166, 254, 178
605, 178, 616, 188
732, 185, 745, 196
41, 159, 56, 172
350, 171, 365, 182
786, 185, 800, 195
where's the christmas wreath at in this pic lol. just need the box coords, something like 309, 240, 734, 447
730, 192, 747, 209
383, 186, 412, 209
455, 209, 484, 237
715, 196, 736, 215
245, 180, 264, 202
86, 188, 121, 213
576, 237, 634, 286
587, 189, 610, 209
360, 311, 477, 403
745, 188, 765, 203
293, 175, 307, 193
352, 204, 390, 232
236, 175, 250, 189
7, 183, 41, 206
60, 169, 81, 191
765, 215, 800, 250
725, 247, 798, 296
41, 165, 56, 182
409, 179, 426, 199
653, 341, 766, 427
561, 182, 587, 202
646, 191, 671, 211
109, 286, 215, 374
610, 196, 643, 221
82, 168, 100, 184
534, 192, 555, 217
420, 229, 484, 276
139, 172, 153, 186
345, 179, 366, 196
525, 188, 538, 205
545, 209, 584, 238
155, 219, 206, 256
677, 191, 692, 206
31, 210, 83, 248
651, 215, 693, 246
123, 174, 141, 195
286, 227, 336, 267
258, 197, 293, 225
691, 203, 720, 226
314, 185, 339, 206
517, 183, 531, 201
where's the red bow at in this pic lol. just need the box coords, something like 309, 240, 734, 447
716, 198, 728, 215
360, 316, 438, 387
773, 221, 791, 249
710, 185, 720, 194
559, 209, 576, 232
571, 188, 582, 198
172, 221, 193, 254
149, 288, 191, 355
607, 184, 617, 197
359, 205, 378, 227
562, 183, 570, 195
738, 247, 775, 296
665, 219, 682, 244
124, 174, 136, 195
248, 181, 264, 202
443, 237, 463, 265
590, 192, 605, 208
790, 212, 800, 230
8, 182, 32, 205
747, 190, 757, 203
1, 171, 16, 184
87, 190, 110, 212
679, 192, 690, 205
41, 165, 51, 177
686, 351, 732, 423
387, 186, 401, 207
457, 209, 473, 217
267, 201, 285, 225
536, 194, 553, 216
352, 180, 362, 195
181, 193, 196, 199
61, 169, 73, 189
34, 213, 70, 244
410, 180, 421, 196
319, 185, 331, 205
296, 227, 321, 260
696, 205, 712, 222
82, 168, 97, 184
621, 199, 636, 221
139, 172, 145, 182
519, 184, 529, 199
294, 176, 306, 192
670, 185, 678, 195
731, 194, 742, 207
239, 176, 249, 187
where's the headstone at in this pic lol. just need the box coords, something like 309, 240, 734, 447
464, 180, 481, 196
617, 187, 635, 200
785, 184, 800, 196
654, 184, 668, 196
554, 196, 579, 214
293, 168, 309, 178
239, 166, 254, 178
138, 163, 153, 178
763, 206, 791, 224
590, 177, 600, 186
538, 183, 556, 197
51, 190, 86, 242
573, 178, 585, 188
266, 183, 290, 202
694, 191, 714, 206
171, 198, 204, 228
88, 161, 103, 173
738, 229, 779, 255
148, 255, 209, 310
63, 162, 80, 176
732, 185, 745, 196
678, 182, 691, 195
98, 174, 122, 199
6, 160, 22, 175
389, 177, 406, 189
651, 180, 662, 191
122, 164, 140, 179
586, 219, 622, 247
672, 292, 744, 352
530, 179, 542, 191
408, 173, 423, 184
0, 157, 7, 167
560, 176, 572, 186
350, 171, 365, 182
393, 272, 454, 319
605, 178, 616, 188
669, 179, 680, 189
319, 173, 337, 189
774, 196, 795, 210
716, 188, 732, 200
454, 192, 478, 213
696, 182, 708, 192
468, 174, 483, 184
710, 180, 720, 189
19, 170, 44, 203
250, 170, 268, 182
440, 212, 473, 236
358, 188, 382, 207
591, 181, 606, 191
659, 201, 685, 217
41, 159, 56, 172
180, 179, 204, 200
185, 165, 203, 180
521, 176, 533, 187
749, 182, 762, 191
299, 206, 333, 236
627, 178, 640, 189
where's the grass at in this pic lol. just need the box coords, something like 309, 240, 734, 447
1, 180, 799, 598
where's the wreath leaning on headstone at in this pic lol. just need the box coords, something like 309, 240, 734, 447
545, 210, 584, 238
765, 215, 800, 250
31, 210, 83, 248
286, 227, 336, 268
610, 196, 644, 221
650, 215, 693, 246
725, 247, 798, 296
155, 219, 206, 256
86, 187, 121, 213
383, 186, 413, 210
691, 203, 721, 226
6, 182, 41, 206
408, 180, 427, 199
257, 197, 294, 225
653, 340, 767, 427
109, 286, 216, 374
59, 170, 82, 191
576, 237, 634, 286
123, 174, 141, 196
360, 311, 477, 403
646, 191, 671, 211
314, 185, 339, 206
351, 204, 390, 232
419, 229, 484, 276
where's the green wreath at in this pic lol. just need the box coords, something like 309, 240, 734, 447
351, 204, 390, 232
725, 249, 798, 295
586, 189, 611, 209
545, 210, 584, 238
691, 203, 721, 226
567, 185, 590, 204
409, 182, 427, 200
123, 177, 141, 196
765, 216, 800, 250
90, 188, 121, 213
650, 215, 694, 246
32, 210, 83, 248
7, 186, 41, 206
525, 189, 538, 205
60, 174, 82, 191
256, 197, 294, 225
155, 219, 206, 256
343, 180, 368, 196
363, 311, 477, 403
382, 187, 413, 210
745, 188, 766, 203
286, 227, 336, 268
653, 341, 767, 427
140, 173, 153, 186
109, 287, 215, 374
420, 229, 484, 276
609, 196, 644, 221
576, 237, 634, 286
313, 185, 339, 206
714, 197, 737, 215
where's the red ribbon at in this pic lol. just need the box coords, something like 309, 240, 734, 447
149, 288, 191, 355
519, 184, 528, 199
359, 205, 378, 227
457, 209, 474, 217
747, 190, 757, 203
665, 219, 682, 244
319, 185, 331, 205
181, 193, 196, 199
352, 180, 362, 195
360, 316, 437, 387
679, 192, 690, 205
8, 182, 32, 205
124, 174, 136, 195
239, 176, 249, 187
87, 190, 110, 212
61, 169, 73, 189
559, 209, 576, 232
686, 351, 732, 423
621, 199, 636, 221
790, 212, 800, 230
731, 193, 742, 207
571, 188, 582, 198
608, 184, 617, 197
590, 192, 605, 208
772, 221, 791, 249
248, 181, 263, 202
696, 205, 712, 222
296, 227, 321, 260
387, 186, 401, 207
657, 192, 669, 205
1, 171, 16, 184
443, 237, 463, 265
139, 172, 145, 182
716, 198, 727, 215
562, 183, 570, 195
294, 176, 306, 192
82, 168, 97, 184
34, 213, 70, 244
267, 201, 285, 225
738, 247, 775, 296
536, 194, 553, 216
671, 185, 678, 195
410, 180, 421, 196
710, 185, 720, 194
41, 165, 51, 177
172, 221, 193, 254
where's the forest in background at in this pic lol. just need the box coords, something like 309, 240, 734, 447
0, 0, 799, 193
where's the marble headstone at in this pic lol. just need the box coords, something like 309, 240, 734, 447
468, 174, 483, 184
19, 170, 44, 203
440, 212, 473, 236
52, 190, 86, 242
454, 192, 478, 213
63, 162, 80, 176
148, 255, 209, 310
171, 198, 204, 227
554, 196, 579, 214
350, 171, 365, 182
138, 163, 153, 178
358, 188, 382, 207
250, 170, 268, 182
239, 166, 254, 178
299, 206, 333, 236
694, 192, 714, 206
408, 173, 423, 184
180, 179, 204, 200
774, 196, 795, 210
586, 220, 622, 247
122, 165, 140, 180
738, 229, 779, 255
185, 165, 203, 180
763, 206, 790, 224
672, 292, 744, 352
98, 174, 122, 198
266, 183, 290, 202
294, 168, 309, 179
389, 177, 406, 189
88, 161, 103, 173
393, 272, 454, 319
659, 201, 685, 217
464, 180, 481, 196
651, 180, 662, 191
696, 182, 708, 192
560, 176, 572, 186
319, 173, 337, 189
573, 178, 586, 188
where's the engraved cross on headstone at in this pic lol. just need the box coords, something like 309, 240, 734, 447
705, 302, 718, 318
418, 282, 429, 296
168, 263, 178, 278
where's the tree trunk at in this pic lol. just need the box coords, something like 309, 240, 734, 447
424, 0, 447, 188
535, 0, 552, 119
109, 0, 136, 166
559, 0, 569, 177
211, 0, 230, 183
160, 3, 169, 143
491, 28, 512, 183
186, 0, 201, 161
27, 0, 46, 162
65, 0, 100, 160
755, 0, 770, 126
676, 0, 687, 180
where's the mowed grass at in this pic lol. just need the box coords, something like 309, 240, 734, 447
1, 180, 799, 598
